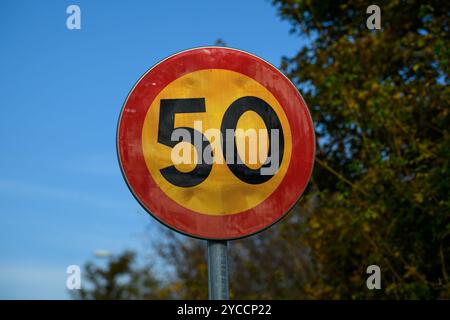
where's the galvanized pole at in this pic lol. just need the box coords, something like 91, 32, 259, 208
207, 240, 229, 300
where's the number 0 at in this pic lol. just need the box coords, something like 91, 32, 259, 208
221, 96, 284, 184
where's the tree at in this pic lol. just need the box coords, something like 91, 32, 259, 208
271, 0, 449, 299
155, 221, 313, 299
71, 251, 171, 299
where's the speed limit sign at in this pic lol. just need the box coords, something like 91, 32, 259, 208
117, 47, 315, 240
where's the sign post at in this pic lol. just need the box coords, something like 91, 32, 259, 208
117, 47, 315, 299
207, 240, 229, 300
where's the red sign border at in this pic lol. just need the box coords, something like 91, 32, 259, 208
117, 47, 315, 240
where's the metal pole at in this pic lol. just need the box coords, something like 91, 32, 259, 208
207, 240, 229, 300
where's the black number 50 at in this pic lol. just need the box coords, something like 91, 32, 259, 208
157, 97, 284, 187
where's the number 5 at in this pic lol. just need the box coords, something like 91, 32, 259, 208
158, 98, 212, 187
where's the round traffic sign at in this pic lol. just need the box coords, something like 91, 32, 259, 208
117, 47, 315, 240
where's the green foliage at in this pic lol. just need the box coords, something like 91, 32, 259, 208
272, 0, 450, 299
78, 1, 449, 299
156, 223, 313, 299
72, 251, 171, 299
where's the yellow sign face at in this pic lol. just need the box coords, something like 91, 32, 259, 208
142, 69, 292, 215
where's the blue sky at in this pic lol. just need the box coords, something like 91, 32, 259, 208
0, 0, 305, 299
